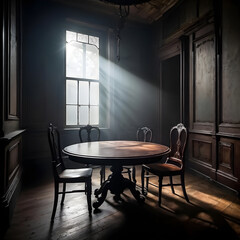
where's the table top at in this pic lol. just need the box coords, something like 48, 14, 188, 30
63, 140, 170, 166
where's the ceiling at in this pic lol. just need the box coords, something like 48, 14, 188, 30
126, 0, 179, 23
52, 0, 179, 24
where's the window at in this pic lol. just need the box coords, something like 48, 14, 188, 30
65, 30, 100, 126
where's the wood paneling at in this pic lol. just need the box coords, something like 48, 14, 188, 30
0, 132, 24, 235
188, 133, 216, 178
198, 0, 214, 17
7, 139, 20, 185
188, 0, 240, 194
194, 35, 215, 123
215, 0, 240, 192
218, 0, 240, 137
218, 140, 234, 175
192, 139, 212, 164
8, 0, 19, 120
190, 23, 216, 134
188, 18, 217, 182
216, 137, 240, 192
221, 0, 240, 124
0, 0, 22, 235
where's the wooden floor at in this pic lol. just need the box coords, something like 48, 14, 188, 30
3, 166, 240, 240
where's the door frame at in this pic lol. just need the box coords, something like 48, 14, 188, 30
158, 37, 189, 143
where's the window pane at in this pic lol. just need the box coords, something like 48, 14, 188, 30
90, 106, 99, 125
66, 41, 83, 78
66, 80, 77, 104
78, 33, 88, 43
90, 82, 99, 105
89, 35, 99, 48
79, 81, 89, 105
66, 31, 76, 43
86, 44, 99, 80
79, 106, 89, 125
66, 30, 102, 127
66, 105, 77, 125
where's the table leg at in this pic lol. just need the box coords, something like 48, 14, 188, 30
93, 180, 110, 209
93, 165, 144, 210
123, 177, 144, 203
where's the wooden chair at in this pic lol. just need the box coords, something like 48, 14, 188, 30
123, 127, 152, 183
79, 125, 105, 185
48, 123, 92, 222
141, 123, 189, 206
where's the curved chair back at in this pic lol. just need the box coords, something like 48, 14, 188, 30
79, 125, 100, 142
48, 123, 65, 179
169, 123, 187, 163
136, 127, 152, 142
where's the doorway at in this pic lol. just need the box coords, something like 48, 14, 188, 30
160, 54, 180, 145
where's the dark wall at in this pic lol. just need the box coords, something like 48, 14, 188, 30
21, 0, 155, 178
112, 23, 157, 140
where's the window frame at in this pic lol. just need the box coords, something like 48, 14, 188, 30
64, 23, 109, 128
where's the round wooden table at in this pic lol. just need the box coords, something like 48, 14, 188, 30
63, 140, 170, 209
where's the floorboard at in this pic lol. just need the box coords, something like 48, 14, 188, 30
3, 166, 240, 240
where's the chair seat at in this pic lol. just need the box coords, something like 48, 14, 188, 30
143, 162, 182, 176
59, 168, 92, 182
141, 123, 189, 206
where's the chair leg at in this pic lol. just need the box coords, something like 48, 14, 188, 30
146, 170, 149, 193
132, 166, 136, 184
169, 176, 175, 194
51, 182, 59, 222
102, 166, 106, 185
127, 168, 132, 182
86, 178, 92, 214
158, 176, 163, 207
61, 183, 66, 205
86, 163, 90, 191
180, 174, 189, 202
100, 168, 102, 186
141, 167, 145, 195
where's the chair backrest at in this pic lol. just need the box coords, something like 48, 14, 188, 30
136, 127, 152, 142
169, 123, 187, 161
48, 123, 65, 179
79, 125, 100, 142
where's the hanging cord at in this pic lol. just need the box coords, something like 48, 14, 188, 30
116, 5, 129, 61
